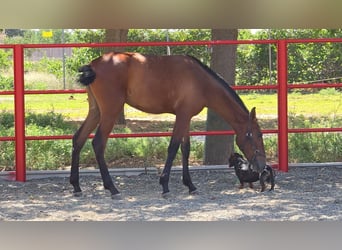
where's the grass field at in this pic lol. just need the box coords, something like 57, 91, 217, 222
0, 90, 341, 121
1, 89, 341, 169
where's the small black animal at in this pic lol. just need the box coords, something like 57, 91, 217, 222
229, 153, 275, 192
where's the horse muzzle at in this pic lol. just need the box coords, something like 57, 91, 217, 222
251, 152, 267, 173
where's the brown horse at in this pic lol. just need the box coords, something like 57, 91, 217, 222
71, 52, 266, 199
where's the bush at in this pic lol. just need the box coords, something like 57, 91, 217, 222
0, 75, 14, 90
25, 57, 63, 78
319, 88, 340, 95
0, 111, 14, 129
25, 125, 73, 170
25, 111, 75, 131
289, 132, 342, 163
0, 49, 12, 71
287, 114, 341, 162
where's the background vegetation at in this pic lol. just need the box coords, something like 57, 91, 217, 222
1, 29, 342, 89
0, 29, 341, 170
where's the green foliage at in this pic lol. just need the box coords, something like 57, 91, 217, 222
0, 111, 178, 170
25, 111, 75, 131
66, 47, 101, 75
0, 75, 13, 90
3, 29, 342, 88
126, 29, 211, 64
65, 29, 105, 76
289, 132, 342, 163
236, 29, 342, 85
0, 111, 77, 169
288, 114, 342, 162
191, 140, 204, 160
65, 29, 212, 76
262, 135, 278, 161
0, 49, 12, 71
101, 28, 342, 87
24, 57, 63, 78
0, 109, 341, 169
318, 88, 340, 95
0, 111, 14, 129
24, 126, 73, 170
0, 141, 15, 167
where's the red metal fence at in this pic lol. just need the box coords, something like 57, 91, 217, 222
1, 39, 342, 182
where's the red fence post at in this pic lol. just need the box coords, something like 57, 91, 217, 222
13, 45, 26, 181
277, 40, 289, 172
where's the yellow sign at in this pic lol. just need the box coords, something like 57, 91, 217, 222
42, 30, 53, 38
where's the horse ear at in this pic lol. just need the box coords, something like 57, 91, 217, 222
250, 107, 256, 119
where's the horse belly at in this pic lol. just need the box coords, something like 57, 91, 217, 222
126, 90, 175, 114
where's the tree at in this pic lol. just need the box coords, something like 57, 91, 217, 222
104, 29, 128, 125
204, 29, 238, 165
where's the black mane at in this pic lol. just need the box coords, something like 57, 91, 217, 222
187, 55, 249, 114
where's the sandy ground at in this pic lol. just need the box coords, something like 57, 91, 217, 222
1, 166, 341, 221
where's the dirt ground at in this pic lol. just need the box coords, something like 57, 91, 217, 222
1, 119, 341, 221
1, 165, 341, 221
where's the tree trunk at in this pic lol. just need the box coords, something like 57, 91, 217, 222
204, 29, 238, 165
104, 29, 128, 125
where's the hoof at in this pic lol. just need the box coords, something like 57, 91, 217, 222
111, 193, 122, 200
189, 189, 199, 195
162, 191, 171, 199
73, 191, 82, 197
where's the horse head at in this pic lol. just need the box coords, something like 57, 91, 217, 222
235, 107, 266, 173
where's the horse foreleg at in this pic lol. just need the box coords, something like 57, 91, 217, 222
159, 137, 180, 196
159, 114, 192, 196
181, 136, 197, 194
92, 120, 120, 198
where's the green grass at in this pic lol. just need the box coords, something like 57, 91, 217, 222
0, 90, 341, 120
1, 90, 341, 170
1, 67, 340, 169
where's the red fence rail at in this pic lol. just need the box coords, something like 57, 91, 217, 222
1, 39, 342, 181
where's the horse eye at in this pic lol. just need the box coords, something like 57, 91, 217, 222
246, 132, 252, 137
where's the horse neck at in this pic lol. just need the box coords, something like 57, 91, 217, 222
207, 87, 249, 135
221, 106, 249, 136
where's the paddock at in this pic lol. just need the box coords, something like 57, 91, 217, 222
1, 39, 341, 221
1, 164, 341, 221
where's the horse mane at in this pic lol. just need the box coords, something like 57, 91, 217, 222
186, 55, 249, 114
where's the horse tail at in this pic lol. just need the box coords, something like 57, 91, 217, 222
78, 65, 96, 86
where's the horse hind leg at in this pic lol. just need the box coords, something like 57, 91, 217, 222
70, 89, 100, 196
92, 108, 124, 199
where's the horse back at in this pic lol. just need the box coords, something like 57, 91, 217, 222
90, 52, 211, 115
